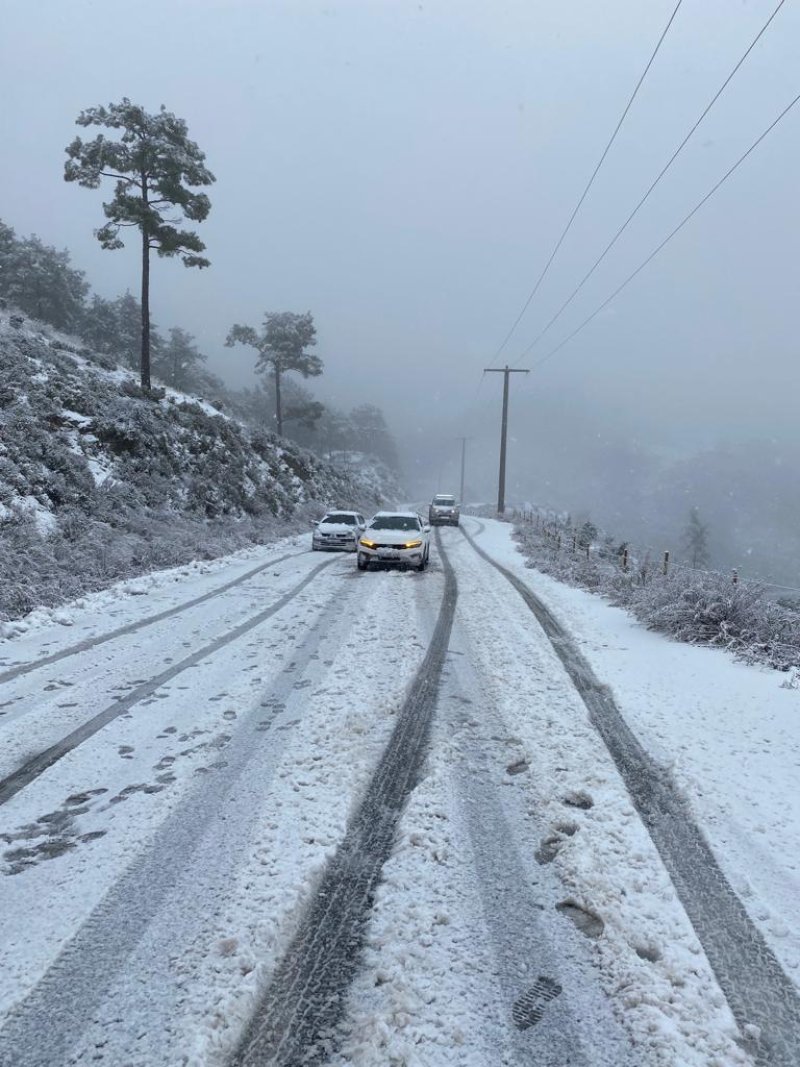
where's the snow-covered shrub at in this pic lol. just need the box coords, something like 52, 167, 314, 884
0, 311, 402, 621
512, 515, 800, 673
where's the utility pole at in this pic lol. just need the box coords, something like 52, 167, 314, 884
456, 436, 471, 503
484, 366, 529, 514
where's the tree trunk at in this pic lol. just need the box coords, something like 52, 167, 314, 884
274, 362, 283, 436
140, 174, 151, 391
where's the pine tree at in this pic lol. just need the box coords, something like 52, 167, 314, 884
0, 222, 88, 329
225, 312, 322, 435
349, 404, 399, 469
64, 99, 214, 390
80, 294, 120, 354
683, 507, 710, 569
79, 292, 161, 372
154, 326, 206, 390
114, 291, 150, 371
578, 520, 598, 548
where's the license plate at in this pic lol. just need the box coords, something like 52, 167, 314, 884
377, 548, 401, 559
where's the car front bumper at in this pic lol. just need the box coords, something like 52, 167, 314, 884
358, 543, 425, 567
312, 535, 357, 551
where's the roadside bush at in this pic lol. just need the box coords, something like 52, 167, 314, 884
512, 517, 800, 673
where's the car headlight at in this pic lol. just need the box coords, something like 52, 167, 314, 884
359, 537, 377, 547
404, 539, 423, 549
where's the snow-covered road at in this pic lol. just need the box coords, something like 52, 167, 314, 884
0, 521, 798, 1066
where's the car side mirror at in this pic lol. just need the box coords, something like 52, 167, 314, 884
423, 523, 431, 532
309, 520, 319, 526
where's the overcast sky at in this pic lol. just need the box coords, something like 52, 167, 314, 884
2, 0, 799, 500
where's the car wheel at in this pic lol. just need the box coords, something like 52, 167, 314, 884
357, 553, 369, 571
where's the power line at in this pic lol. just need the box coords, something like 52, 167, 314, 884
515, 0, 788, 361
492, 0, 684, 358
527, 88, 800, 373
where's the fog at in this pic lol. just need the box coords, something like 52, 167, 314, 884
2, 0, 799, 582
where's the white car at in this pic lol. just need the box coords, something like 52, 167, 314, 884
357, 511, 431, 571
311, 510, 366, 552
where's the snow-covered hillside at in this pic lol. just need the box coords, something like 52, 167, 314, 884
0, 311, 401, 620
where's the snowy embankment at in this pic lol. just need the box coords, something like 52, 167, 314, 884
0, 310, 401, 622
512, 516, 800, 674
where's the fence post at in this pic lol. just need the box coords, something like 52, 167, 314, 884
622, 547, 629, 572
732, 568, 738, 586
572, 534, 577, 555
663, 550, 670, 576
585, 544, 590, 561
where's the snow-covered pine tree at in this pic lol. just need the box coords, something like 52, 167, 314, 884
64, 99, 214, 391
0, 220, 88, 330
225, 312, 322, 436
154, 326, 206, 391
348, 403, 399, 470
683, 506, 710, 569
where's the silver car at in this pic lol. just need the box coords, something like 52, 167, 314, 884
428, 494, 460, 526
311, 511, 366, 552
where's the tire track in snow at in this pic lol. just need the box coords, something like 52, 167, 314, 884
0, 548, 306, 685
0, 569, 360, 1067
0, 557, 335, 809
432, 594, 639, 1065
461, 521, 800, 1066
233, 531, 457, 1066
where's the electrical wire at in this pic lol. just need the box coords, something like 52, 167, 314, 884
492, 0, 684, 358
515, 0, 788, 362
527, 89, 800, 373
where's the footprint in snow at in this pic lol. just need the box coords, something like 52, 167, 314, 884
556, 900, 604, 939
512, 976, 562, 1030
562, 790, 594, 810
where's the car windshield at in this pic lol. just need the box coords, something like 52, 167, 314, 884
369, 515, 421, 531
321, 513, 357, 524
433, 497, 455, 506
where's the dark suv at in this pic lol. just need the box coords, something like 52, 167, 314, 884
428, 494, 460, 526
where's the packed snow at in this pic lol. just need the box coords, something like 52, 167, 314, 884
0, 519, 796, 1064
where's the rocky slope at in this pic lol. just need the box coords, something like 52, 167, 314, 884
0, 310, 400, 619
